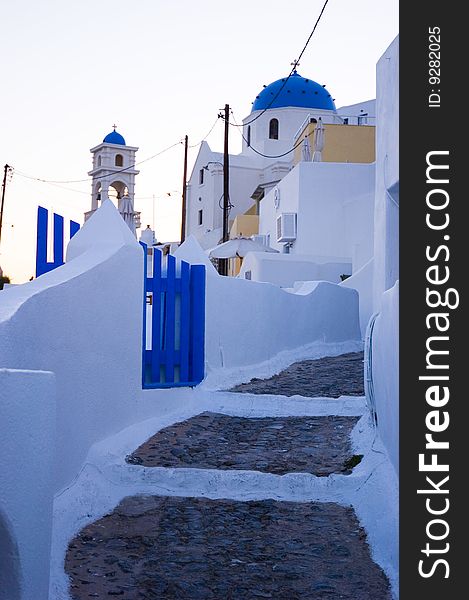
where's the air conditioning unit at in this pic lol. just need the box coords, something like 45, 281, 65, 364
276, 213, 297, 242
251, 234, 268, 246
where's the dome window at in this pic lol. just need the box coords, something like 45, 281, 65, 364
269, 118, 279, 140
115, 154, 124, 167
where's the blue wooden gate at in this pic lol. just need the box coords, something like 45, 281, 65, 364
141, 243, 206, 388
36, 206, 80, 277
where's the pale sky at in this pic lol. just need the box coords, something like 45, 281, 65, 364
0, 0, 398, 282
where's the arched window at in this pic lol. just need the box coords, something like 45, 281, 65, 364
97, 156, 102, 166
115, 154, 123, 167
269, 118, 279, 140
247, 125, 251, 147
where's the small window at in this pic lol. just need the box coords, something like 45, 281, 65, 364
97, 155, 102, 166
115, 154, 123, 167
198, 209, 203, 225
269, 118, 279, 140
199, 168, 204, 185
310, 117, 318, 124
343, 118, 349, 125
247, 125, 251, 147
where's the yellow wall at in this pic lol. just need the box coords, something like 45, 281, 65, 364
229, 214, 259, 239
293, 123, 375, 165
228, 214, 259, 276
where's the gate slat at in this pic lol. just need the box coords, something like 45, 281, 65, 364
164, 254, 176, 383
151, 249, 163, 383
53, 213, 64, 266
189, 264, 206, 384
179, 260, 191, 382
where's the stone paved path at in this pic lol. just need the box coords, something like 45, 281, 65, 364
229, 352, 365, 398
65, 353, 392, 599
127, 412, 360, 476
66, 496, 391, 600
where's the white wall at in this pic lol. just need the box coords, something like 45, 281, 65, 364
205, 275, 361, 372
371, 281, 399, 474
186, 141, 262, 244
239, 251, 351, 288
373, 36, 399, 309
340, 257, 374, 338
242, 106, 337, 157
0, 369, 56, 600
365, 36, 400, 476
260, 161, 375, 271
0, 201, 144, 492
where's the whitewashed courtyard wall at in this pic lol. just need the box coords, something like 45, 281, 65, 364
367, 35, 400, 473
0, 201, 144, 492
0, 369, 56, 600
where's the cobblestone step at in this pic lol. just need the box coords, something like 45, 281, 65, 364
66, 495, 391, 600
126, 412, 361, 477
229, 352, 365, 398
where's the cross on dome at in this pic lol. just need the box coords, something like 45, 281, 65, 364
290, 59, 300, 71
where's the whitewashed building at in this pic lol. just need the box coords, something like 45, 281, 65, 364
185, 70, 374, 249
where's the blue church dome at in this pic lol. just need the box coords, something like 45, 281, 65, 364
252, 71, 336, 112
103, 129, 126, 145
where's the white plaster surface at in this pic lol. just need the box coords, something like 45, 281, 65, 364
259, 161, 375, 272
373, 35, 399, 310
0, 200, 145, 492
204, 275, 361, 375
371, 281, 399, 475
0, 369, 56, 600
238, 252, 351, 287
340, 257, 374, 337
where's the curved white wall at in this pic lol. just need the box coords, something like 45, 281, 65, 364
205, 276, 361, 372
371, 281, 399, 475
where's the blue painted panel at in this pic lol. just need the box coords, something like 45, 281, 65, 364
142, 247, 205, 389
164, 254, 176, 383
35, 207, 49, 278
179, 260, 191, 382
150, 249, 162, 383
189, 264, 206, 384
70, 220, 80, 238
53, 213, 64, 266
36, 206, 81, 277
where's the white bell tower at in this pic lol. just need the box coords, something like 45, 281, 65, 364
85, 126, 141, 234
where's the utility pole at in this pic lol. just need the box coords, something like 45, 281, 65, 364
219, 104, 230, 276
0, 164, 12, 247
180, 135, 188, 243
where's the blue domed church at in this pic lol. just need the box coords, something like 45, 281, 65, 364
241, 70, 338, 159
185, 69, 374, 251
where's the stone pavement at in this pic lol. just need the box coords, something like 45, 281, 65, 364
229, 352, 365, 398
66, 496, 390, 600
65, 352, 391, 599
127, 413, 360, 476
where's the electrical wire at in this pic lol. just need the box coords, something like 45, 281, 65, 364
223, 0, 330, 128
188, 116, 221, 148
231, 109, 316, 159
14, 140, 183, 185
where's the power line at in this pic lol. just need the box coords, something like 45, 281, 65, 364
14, 140, 183, 185
222, 0, 330, 128
188, 117, 221, 148
230, 109, 316, 159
